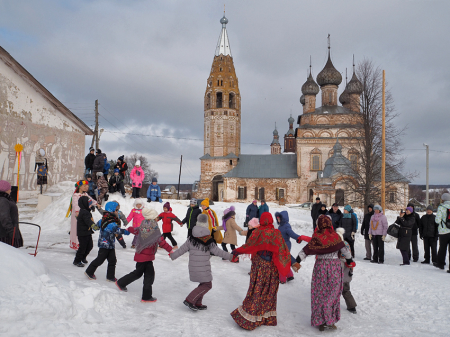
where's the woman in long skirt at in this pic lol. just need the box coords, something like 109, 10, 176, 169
230, 212, 291, 331
294, 215, 355, 331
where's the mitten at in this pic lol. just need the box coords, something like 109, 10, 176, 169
296, 236, 302, 243
91, 223, 99, 231
382, 235, 386, 241
292, 262, 301, 273
90, 206, 96, 212
351, 232, 355, 240
147, 198, 151, 202
123, 230, 130, 235
300, 235, 311, 243
369, 234, 372, 240
231, 249, 241, 257
345, 260, 356, 269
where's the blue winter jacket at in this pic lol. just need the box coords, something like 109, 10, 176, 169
147, 184, 161, 198
87, 180, 97, 198
259, 203, 269, 219
96, 220, 129, 249
103, 158, 111, 174
275, 211, 299, 251
246, 204, 259, 221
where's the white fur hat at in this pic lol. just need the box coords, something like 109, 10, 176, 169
135, 160, 141, 166
335, 227, 345, 241
142, 207, 158, 220
133, 198, 144, 209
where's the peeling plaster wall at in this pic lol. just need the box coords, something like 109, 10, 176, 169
0, 60, 86, 192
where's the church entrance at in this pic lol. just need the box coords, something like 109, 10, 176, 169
212, 175, 223, 202
335, 189, 344, 206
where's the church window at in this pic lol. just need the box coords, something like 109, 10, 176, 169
329, 92, 332, 104
310, 148, 322, 171
221, 80, 223, 86
238, 186, 247, 199
389, 191, 396, 203
205, 93, 211, 109
348, 149, 359, 172
229, 93, 235, 109
230, 160, 233, 165
216, 92, 223, 108
224, 111, 228, 116
220, 68, 222, 72
259, 188, 265, 201
276, 188, 285, 200
217, 80, 220, 86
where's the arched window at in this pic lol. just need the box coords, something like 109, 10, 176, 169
310, 148, 322, 171
229, 93, 235, 109
216, 92, 223, 108
335, 189, 344, 206
348, 149, 359, 171
205, 93, 211, 109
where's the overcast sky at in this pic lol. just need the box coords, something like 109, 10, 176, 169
1, 0, 449, 184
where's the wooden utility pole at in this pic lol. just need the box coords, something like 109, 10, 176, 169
381, 70, 386, 210
177, 155, 183, 200
90, 99, 99, 149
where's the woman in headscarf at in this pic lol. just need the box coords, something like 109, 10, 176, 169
230, 212, 291, 331
67, 180, 97, 250
294, 214, 355, 331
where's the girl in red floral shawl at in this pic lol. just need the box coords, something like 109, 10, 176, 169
295, 215, 355, 332
230, 212, 290, 331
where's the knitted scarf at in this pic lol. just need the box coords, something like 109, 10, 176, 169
135, 219, 162, 254
222, 211, 235, 232
189, 234, 216, 252
0, 191, 12, 201
235, 212, 291, 277
303, 215, 345, 255
100, 211, 119, 230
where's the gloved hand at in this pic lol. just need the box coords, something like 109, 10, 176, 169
351, 232, 355, 240
292, 262, 301, 273
345, 260, 356, 269
296, 236, 302, 243
382, 235, 386, 241
90, 206, 96, 212
123, 230, 130, 235
159, 199, 163, 203
169, 250, 174, 255
147, 198, 151, 202
231, 249, 241, 257
91, 223, 99, 231
369, 234, 372, 240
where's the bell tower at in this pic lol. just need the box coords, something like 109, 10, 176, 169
204, 14, 241, 158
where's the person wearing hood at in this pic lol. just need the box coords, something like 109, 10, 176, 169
103, 153, 110, 180
294, 215, 355, 331
92, 149, 104, 183
245, 200, 259, 225
96, 171, 109, 205
435, 193, 450, 271
116, 208, 174, 303
201, 198, 222, 244
84, 147, 95, 175
109, 169, 126, 197
146, 177, 162, 203
97, 200, 128, 249
216, 206, 245, 261
420, 206, 438, 264
368, 205, 388, 264
182, 198, 202, 238
170, 214, 233, 311
275, 210, 308, 283
258, 200, 269, 220
311, 197, 323, 229
130, 160, 145, 199
336, 227, 357, 314
318, 204, 328, 216
115, 156, 128, 179
230, 212, 291, 331
327, 203, 343, 230
361, 204, 374, 260
0, 180, 23, 248
158, 202, 182, 249
407, 202, 421, 262
395, 207, 415, 266
127, 198, 145, 248
73, 196, 96, 267
85, 201, 130, 281
337, 205, 357, 257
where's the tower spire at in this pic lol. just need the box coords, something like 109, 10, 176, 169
216, 12, 231, 56
309, 55, 312, 76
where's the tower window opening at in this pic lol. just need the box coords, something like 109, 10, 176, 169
220, 68, 222, 72
229, 93, 235, 109
221, 80, 223, 86
329, 92, 332, 104
216, 92, 223, 108
229, 160, 232, 165
217, 80, 220, 86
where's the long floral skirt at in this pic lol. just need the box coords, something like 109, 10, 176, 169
311, 258, 343, 327
231, 254, 279, 330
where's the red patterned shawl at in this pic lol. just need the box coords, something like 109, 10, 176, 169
303, 215, 345, 255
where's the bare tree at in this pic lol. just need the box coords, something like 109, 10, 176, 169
340, 58, 415, 207
409, 185, 425, 203
124, 153, 158, 186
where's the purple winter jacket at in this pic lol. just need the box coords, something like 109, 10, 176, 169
368, 212, 388, 236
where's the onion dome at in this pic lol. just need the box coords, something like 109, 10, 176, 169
346, 72, 363, 95
300, 94, 305, 105
316, 53, 342, 87
339, 88, 350, 105
220, 15, 229, 25
288, 115, 295, 125
273, 127, 279, 136
301, 73, 320, 95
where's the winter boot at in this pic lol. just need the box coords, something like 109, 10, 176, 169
73, 261, 85, 267
115, 281, 127, 292
107, 277, 118, 283
81, 259, 88, 264
421, 260, 430, 264
287, 276, 295, 282
183, 300, 198, 311
85, 272, 96, 280
141, 297, 157, 303
196, 304, 207, 310
347, 308, 357, 314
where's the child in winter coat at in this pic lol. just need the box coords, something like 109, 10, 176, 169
170, 214, 233, 311
85, 174, 97, 201
147, 177, 162, 202
181, 198, 202, 238
368, 205, 388, 264
109, 169, 126, 197
98, 201, 128, 249
245, 217, 259, 243
130, 160, 145, 198
336, 227, 357, 314
96, 171, 109, 205
73, 196, 96, 267
116, 208, 174, 302
158, 202, 182, 249
85, 201, 130, 281
200, 198, 222, 244
127, 198, 145, 248
216, 206, 245, 262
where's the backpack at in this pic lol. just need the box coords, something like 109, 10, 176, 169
445, 209, 450, 229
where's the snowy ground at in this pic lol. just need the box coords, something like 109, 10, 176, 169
1, 182, 450, 337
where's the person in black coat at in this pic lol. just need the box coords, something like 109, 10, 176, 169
245, 200, 259, 225
182, 198, 202, 237
395, 207, 415, 266
109, 169, 126, 197
115, 155, 129, 179
92, 149, 104, 183
318, 204, 328, 216
0, 180, 23, 248
407, 203, 420, 262
419, 206, 438, 264
327, 203, 343, 230
311, 197, 322, 230
338, 204, 357, 257
361, 204, 374, 260
73, 196, 96, 267
84, 147, 96, 175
